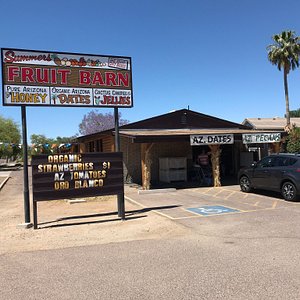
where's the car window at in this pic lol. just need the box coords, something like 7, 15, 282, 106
256, 157, 275, 168
275, 156, 297, 167
256, 156, 298, 168
287, 158, 297, 166
274, 157, 287, 167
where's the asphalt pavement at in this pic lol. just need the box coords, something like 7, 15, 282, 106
1, 171, 300, 299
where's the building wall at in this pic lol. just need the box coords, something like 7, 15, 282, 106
79, 135, 114, 153
120, 137, 142, 184
148, 141, 193, 183
77, 135, 141, 184
118, 140, 192, 185
103, 136, 114, 152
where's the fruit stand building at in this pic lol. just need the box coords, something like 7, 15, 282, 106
76, 109, 284, 189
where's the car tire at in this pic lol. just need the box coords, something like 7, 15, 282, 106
239, 176, 252, 193
281, 182, 298, 201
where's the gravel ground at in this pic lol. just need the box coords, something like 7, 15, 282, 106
0, 170, 187, 254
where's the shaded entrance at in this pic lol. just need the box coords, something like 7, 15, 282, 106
191, 144, 235, 186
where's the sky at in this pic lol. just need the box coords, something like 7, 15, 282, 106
1, 0, 300, 140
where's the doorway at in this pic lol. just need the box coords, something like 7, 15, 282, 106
191, 144, 235, 185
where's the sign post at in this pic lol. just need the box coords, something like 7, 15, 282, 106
114, 107, 125, 220
21, 106, 31, 225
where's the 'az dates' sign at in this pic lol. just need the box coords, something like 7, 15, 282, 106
190, 134, 234, 145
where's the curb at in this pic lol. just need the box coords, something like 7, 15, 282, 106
0, 176, 10, 190
138, 188, 177, 195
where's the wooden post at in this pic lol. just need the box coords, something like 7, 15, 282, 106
209, 144, 221, 187
141, 143, 154, 190
270, 142, 281, 154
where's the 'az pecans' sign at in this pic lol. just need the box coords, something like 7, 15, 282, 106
31, 152, 124, 201
242, 133, 281, 144
1, 48, 133, 108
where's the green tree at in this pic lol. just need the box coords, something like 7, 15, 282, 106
30, 134, 77, 146
30, 134, 76, 155
30, 134, 55, 146
289, 108, 300, 117
0, 115, 21, 144
0, 116, 21, 160
30, 134, 54, 155
286, 125, 300, 153
267, 30, 300, 129
55, 135, 77, 144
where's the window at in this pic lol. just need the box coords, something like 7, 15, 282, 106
95, 139, 103, 152
258, 156, 298, 168
86, 141, 94, 152
272, 157, 287, 167
273, 156, 297, 167
287, 158, 297, 166
257, 157, 275, 168
85, 140, 103, 152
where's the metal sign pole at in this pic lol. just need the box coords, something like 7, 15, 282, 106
21, 106, 31, 225
114, 107, 125, 220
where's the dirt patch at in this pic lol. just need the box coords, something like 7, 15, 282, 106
0, 171, 187, 254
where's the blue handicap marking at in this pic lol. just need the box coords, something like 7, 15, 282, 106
187, 205, 240, 216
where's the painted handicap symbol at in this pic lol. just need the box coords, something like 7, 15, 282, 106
187, 205, 239, 216
197, 207, 224, 214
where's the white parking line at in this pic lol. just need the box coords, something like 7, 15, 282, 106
185, 187, 299, 210
225, 191, 236, 200
214, 189, 225, 197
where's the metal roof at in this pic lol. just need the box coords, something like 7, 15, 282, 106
76, 110, 286, 143
243, 117, 300, 130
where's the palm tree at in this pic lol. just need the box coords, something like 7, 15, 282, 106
267, 30, 300, 129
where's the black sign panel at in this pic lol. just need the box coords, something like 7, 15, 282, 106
32, 152, 123, 201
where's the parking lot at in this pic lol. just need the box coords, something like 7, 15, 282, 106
125, 185, 300, 248
125, 185, 300, 220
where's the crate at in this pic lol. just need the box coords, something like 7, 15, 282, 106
159, 157, 187, 183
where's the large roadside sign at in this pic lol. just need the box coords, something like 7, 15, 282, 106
31, 152, 124, 201
1, 48, 133, 108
